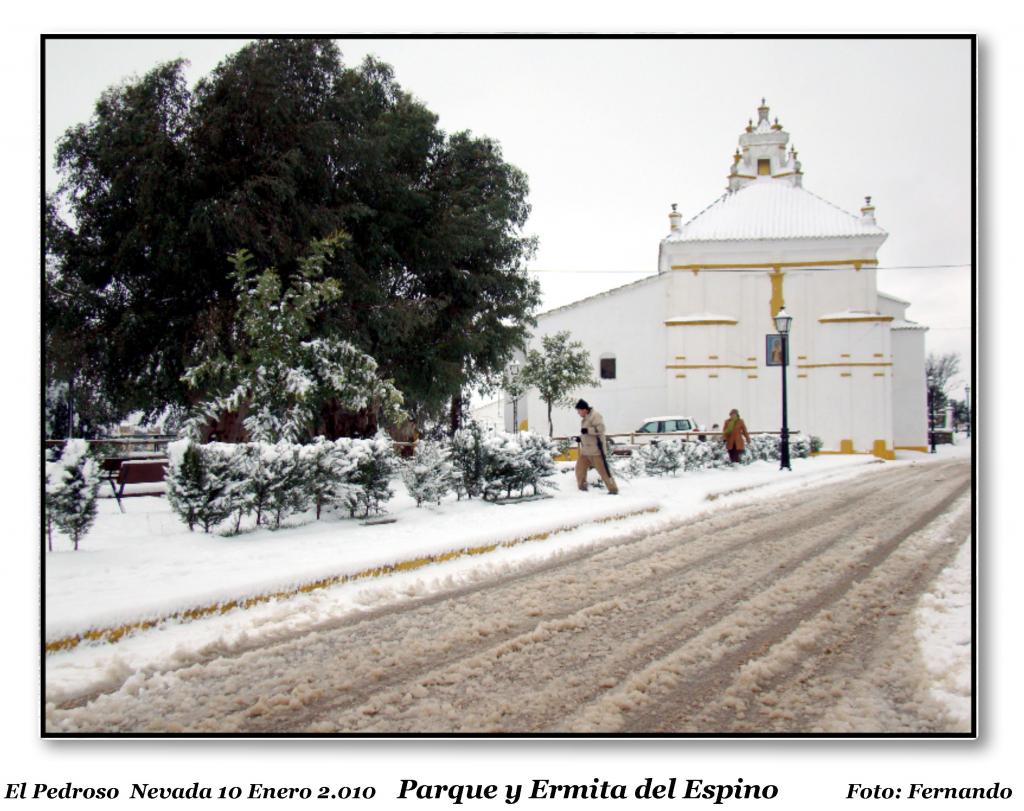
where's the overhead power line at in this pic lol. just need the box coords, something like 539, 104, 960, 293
526, 263, 973, 275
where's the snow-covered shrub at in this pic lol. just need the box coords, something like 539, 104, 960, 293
450, 421, 487, 500
741, 434, 778, 464
638, 440, 683, 476
481, 432, 532, 501
339, 433, 397, 518
681, 439, 729, 472
554, 437, 575, 459
44, 447, 62, 552
807, 435, 823, 455
302, 437, 357, 519
401, 439, 453, 507
262, 442, 313, 529
166, 440, 235, 533
517, 432, 558, 496
622, 448, 647, 478
47, 439, 101, 550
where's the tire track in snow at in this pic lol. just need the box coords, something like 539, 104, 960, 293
609, 474, 972, 733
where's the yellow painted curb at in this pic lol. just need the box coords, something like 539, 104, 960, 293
45, 506, 660, 654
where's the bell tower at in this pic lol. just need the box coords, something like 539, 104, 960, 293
728, 99, 803, 192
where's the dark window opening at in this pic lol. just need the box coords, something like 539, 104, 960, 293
600, 357, 616, 380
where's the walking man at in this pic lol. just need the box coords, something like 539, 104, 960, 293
574, 399, 619, 494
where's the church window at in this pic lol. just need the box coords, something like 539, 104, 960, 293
600, 355, 616, 379
757, 158, 771, 175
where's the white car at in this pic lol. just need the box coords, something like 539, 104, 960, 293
609, 416, 705, 454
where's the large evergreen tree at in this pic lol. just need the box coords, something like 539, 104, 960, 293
47, 39, 540, 434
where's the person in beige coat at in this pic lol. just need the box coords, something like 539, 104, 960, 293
574, 399, 618, 494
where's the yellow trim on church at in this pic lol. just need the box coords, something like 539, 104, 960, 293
671, 258, 878, 272
665, 319, 737, 326
666, 364, 758, 370
819, 315, 894, 323
796, 362, 893, 369
814, 439, 895, 460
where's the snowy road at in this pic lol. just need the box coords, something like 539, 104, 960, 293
46, 458, 972, 734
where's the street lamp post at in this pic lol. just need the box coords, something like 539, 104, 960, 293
774, 307, 793, 471
510, 361, 520, 433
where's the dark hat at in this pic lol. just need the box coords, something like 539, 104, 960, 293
575, 399, 590, 410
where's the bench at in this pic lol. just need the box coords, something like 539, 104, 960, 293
108, 459, 169, 513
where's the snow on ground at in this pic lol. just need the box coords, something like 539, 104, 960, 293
914, 534, 972, 726
44, 440, 972, 706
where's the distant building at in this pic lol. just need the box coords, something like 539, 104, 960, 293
514, 101, 928, 457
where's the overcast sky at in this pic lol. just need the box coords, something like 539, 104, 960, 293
44, 36, 974, 390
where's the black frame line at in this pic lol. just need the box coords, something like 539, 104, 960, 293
39, 31, 978, 741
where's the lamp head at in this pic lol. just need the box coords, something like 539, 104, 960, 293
774, 307, 793, 335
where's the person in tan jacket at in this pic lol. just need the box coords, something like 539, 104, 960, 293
722, 408, 751, 464
574, 399, 618, 494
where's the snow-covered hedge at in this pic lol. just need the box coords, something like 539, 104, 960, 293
45, 439, 101, 550
625, 434, 813, 477
166, 433, 398, 533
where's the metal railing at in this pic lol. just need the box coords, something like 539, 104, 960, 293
44, 437, 176, 456
553, 430, 799, 454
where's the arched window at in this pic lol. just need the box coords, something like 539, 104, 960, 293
600, 353, 616, 380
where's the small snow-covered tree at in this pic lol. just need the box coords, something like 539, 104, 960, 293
481, 432, 531, 501
263, 442, 313, 529
516, 431, 558, 496
340, 434, 397, 518
49, 439, 101, 550
302, 437, 357, 519
521, 331, 599, 437
401, 439, 453, 507
44, 448, 62, 552
182, 233, 405, 444
166, 440, 235, 533
166, 440, 206, 531
450, 421, 487, 499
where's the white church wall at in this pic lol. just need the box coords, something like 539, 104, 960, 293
529, 276, 667, 438
891, 328, 929, 451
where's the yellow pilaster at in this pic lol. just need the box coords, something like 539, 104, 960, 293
769, 267, 785, 321
872, 440, 896, 460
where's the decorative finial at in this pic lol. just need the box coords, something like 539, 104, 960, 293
671, 203, 677, 212
865, 195, 872, 206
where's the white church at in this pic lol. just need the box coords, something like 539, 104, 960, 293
512, 100, 929, 458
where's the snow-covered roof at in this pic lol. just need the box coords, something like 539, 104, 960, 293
890, 318, 928, 331
878, 291, 911, 306
664, 179, 888, 243
536, 273, 661, 319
